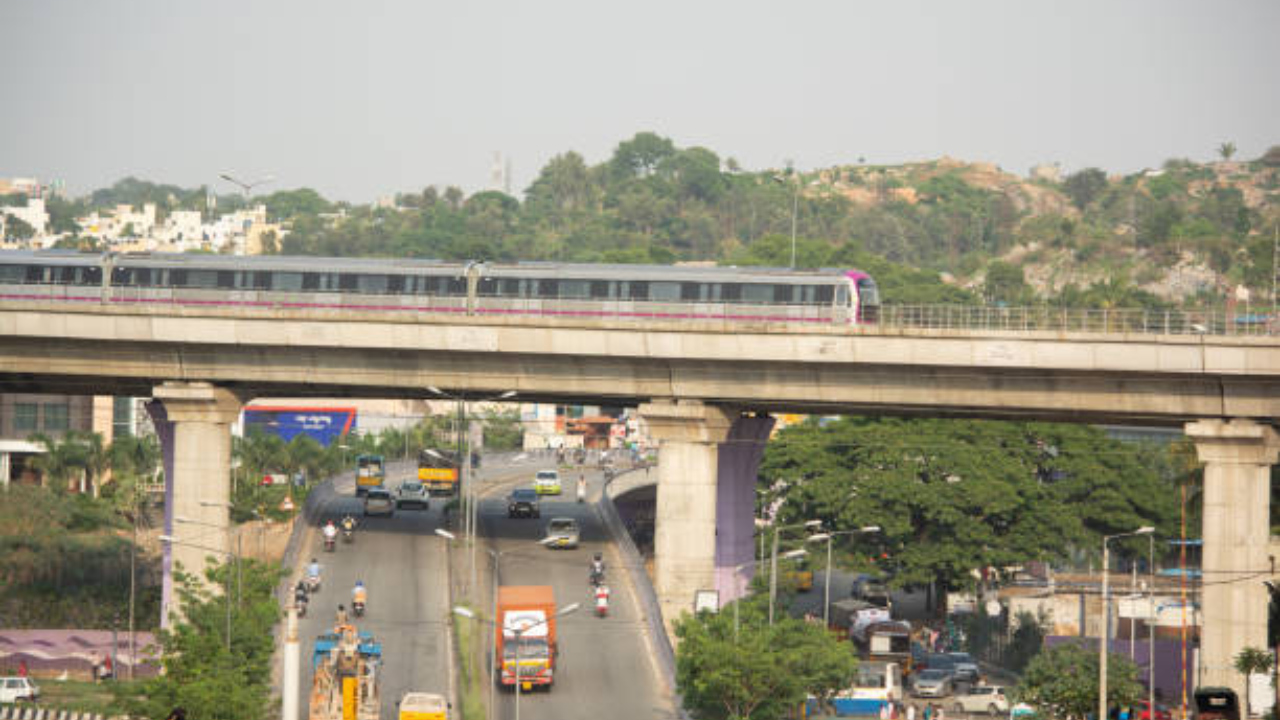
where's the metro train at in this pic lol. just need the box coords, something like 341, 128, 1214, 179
0, 250, 880, 325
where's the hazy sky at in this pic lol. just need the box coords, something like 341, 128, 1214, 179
2, 0, 1277, 202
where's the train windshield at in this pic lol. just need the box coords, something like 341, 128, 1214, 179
856, 277, 880, 305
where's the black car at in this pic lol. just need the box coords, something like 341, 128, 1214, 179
507, 488, 541, 518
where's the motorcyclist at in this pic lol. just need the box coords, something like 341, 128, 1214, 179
306, 558, 321, 579
594, 583, 611, 616
335, 604, 348, 627
341, 515, 356, 533
576, 475, 587, 503
589, 552, 606, 585
352, 580, 368, 606
323, 520, 338, 540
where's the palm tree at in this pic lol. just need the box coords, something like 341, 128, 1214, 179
27, 432, 89, 491
1234, 646, 1272, 716
1218, 142, 1237, 161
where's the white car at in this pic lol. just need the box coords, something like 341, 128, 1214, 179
0, 676, 40, 703
952, 686, 1010, 715
395, 480, 430, 510
533, 469, 562, 495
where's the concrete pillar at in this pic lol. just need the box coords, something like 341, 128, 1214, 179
152, 382, 243, 625
640, 400, 733, 625
715, 416, 776, 603
1185, 419, 1280, 697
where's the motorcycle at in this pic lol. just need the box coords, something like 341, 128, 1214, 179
589, 564, 605, 587
342, 526, 354, 544
294, 593, 309, 618
324, 535, 336, 553
594, 587, 610, 618
304, 573, 322, 594
353, 600, 365, 618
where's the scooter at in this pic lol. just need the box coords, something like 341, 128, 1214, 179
342, 526, 354, 544
304, 573, 322, 594
594, 587, 610, 618
353, 600, 365, 618
576, 481, 587, 504
294, 592, 309, 618
589, 565, 605, 587
324, 535, 336, 553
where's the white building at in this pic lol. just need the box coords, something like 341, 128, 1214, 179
0, 198, 49, 237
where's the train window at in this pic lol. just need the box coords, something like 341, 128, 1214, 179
815, 285, 834, 303
357, 274, 389, 294
627, 281, 648, 300
649, 282, 680, 302
493, 278, 517, 297
339, 274, 358, 292
559, 280, 590, 299
741, 284, 773, 303
590, 281, 611, 299
0, 265, 25, 283
273, 272, 304, 292
446, 277, 467, 296
55, 267, 78, 284
722, 284, 741, 301
219, 271, 236, 289
699, 283, 722, 301
856, 278, 880, 305
835, 285, 849, 304
186, 270, 219, 289
680, 283, 700, 301
84, 267, 101, 284
387, 275, 405, 293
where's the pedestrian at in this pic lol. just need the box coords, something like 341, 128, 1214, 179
102, 654, 114, 680
923, 704, 933, 720
91, 652, 102, 683
17, 660, 27, 677
880, 703, 890, 720
936, 706, 945, 720
907, 703, 917, 720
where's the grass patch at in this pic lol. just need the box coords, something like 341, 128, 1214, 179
21, 678, 134, 714
452, 607, 487, 720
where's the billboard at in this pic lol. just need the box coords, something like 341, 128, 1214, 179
242, 406, 357, 447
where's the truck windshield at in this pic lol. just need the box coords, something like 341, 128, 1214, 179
504, 638, 550, 659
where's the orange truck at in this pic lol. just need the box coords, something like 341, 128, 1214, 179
495, 586, 558, 691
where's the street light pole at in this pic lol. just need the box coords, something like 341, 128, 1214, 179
1100, 526, 1155, 720
769, 519, 822, 625
808, 526, 882, 627
1149, 533, 1156, 720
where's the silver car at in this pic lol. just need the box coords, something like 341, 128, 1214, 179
912, 669, 953, 698
396, 480, 430, 510
363, 488, 395, 517
543, 517, 580, 549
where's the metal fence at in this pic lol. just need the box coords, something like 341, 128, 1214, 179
878, 305, 1280, 336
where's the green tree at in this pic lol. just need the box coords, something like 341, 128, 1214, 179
983, 261, 1030, 304
1015, 641, 1142, 720
113, 559, 282, 720
3, 215, 36, 241
1234, 646, 1272, 716
1063, 168, 1109, 211
480, 409, 524, 451
610, 131, 677, 180
760, 418, 1176, 594
1218, 142, 1237, 161
675, 595, 855, 720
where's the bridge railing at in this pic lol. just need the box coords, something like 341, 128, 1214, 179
878, 305, 1280, 336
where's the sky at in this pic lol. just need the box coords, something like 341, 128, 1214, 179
2, 0, 1278, 203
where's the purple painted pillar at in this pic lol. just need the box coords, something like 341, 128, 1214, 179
714, 415, 775, 603
145, 399, 176, 630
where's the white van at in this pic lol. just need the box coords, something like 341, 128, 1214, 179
0, 676, 40, 703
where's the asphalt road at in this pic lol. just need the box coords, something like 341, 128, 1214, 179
475, 464, 678, 720
291, 456, 675, 720
294, 462, 456, 720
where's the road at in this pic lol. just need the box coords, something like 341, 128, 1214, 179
293, 456, 676, 720
294, 462, 457, 719
475, 462, 678, 720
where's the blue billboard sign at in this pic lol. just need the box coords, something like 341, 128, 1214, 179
242, 406, 357, 447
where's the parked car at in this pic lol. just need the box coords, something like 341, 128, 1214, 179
0, 676, 40, 703
534, 469, 562, 495
924, 653, 958, 679
396, 480, 430, 510
507, 488, 541, 519
911, 669, 953, 698
543, 517, 580, 548
364, 488, 395, 517
947, 651, 981, 684
952, 685, 1010, 715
